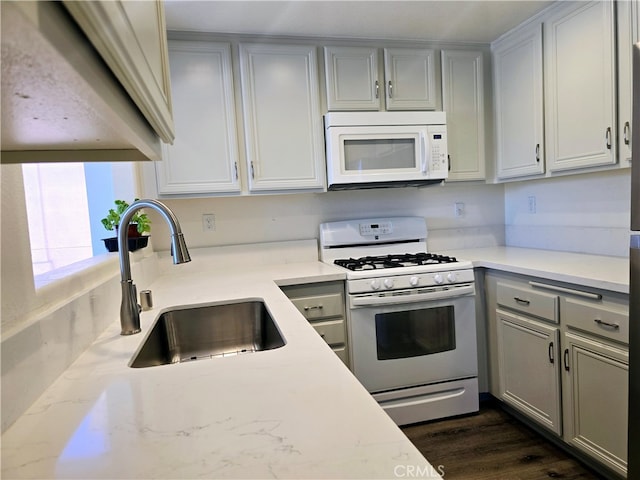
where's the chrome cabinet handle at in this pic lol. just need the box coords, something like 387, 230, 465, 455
606, 127, 612, 150
535, 144, 540, 162
250, 161, 255, 179
548, 342, 555, 364
594, 318, 620, 329
388, 80, 393, 98
564, 349, 570, 372
529, 281, 602, 299
513, 296, 530, 306
375, 80, 379, 99
624, 121, 631, 146
303, 304, 323, 311
234, 162, 239, 180
448, 154, 451, 172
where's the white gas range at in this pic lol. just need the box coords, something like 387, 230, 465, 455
320, 217, 479, 426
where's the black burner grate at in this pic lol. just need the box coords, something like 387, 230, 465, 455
334, 253, 458, 271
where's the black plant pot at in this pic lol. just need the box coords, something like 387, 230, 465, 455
103, 236, 149, 253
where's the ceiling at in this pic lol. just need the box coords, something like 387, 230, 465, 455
163, 0, 554, 44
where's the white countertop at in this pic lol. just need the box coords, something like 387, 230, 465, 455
1, 260, 437, 480
1, 245, 629, 479
446, 246, 629, 294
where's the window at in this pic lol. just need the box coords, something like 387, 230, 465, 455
22, 162, 138, 278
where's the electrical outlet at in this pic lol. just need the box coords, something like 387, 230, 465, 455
528, 196, 537, 214
454, 202, 465, 217
202, 214, 216, 232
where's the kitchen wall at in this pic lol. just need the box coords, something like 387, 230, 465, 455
504, 169, 630, 257
148, 182, 507, 253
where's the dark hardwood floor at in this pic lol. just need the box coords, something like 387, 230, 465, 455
401, 401, 604, 479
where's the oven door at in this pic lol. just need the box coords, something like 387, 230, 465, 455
348, 285, 477, 393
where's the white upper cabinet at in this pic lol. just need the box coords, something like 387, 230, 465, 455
324, 46, 436, 111
62, 0, 174, 145
155, 41, 240, 196
239, 43, 325, 192
1, 1, 168, 163
441, 50, 485, 181
324, 46, 380, 111
617, 0, 640, 166
492, 22, 545, 180
383, 48, 437, 110
544, 1, 616, 172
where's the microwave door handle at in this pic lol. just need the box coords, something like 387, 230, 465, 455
421, 134, 427, 174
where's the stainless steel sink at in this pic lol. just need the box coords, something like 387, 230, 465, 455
129, 300, 285, 368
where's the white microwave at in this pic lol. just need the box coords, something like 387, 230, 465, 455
324, 111, 448, 190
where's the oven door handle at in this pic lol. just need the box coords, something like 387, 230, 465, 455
351, 284, 475, 307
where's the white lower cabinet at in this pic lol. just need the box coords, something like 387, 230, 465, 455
497, 309, 562, 435
281, 281, 349, 367
562, 332, 628, 477
485, 270, 629, 477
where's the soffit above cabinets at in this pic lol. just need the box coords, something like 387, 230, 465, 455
164, 0, 554, 44
1, 1, 161, 163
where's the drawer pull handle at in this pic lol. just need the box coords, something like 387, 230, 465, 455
304, 305, 323, 311
594, 318, 620, 329
528, 281, 602, 300
548, 342, 554, 364
564, 349, 570, 372
514, 297, 530, 305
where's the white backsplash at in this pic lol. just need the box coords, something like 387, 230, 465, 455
504, 169, 630, 257
149, 182, 507, 254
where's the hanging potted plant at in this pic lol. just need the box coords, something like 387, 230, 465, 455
101, 199, 151, 252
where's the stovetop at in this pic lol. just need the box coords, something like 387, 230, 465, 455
334, 253, 459, 271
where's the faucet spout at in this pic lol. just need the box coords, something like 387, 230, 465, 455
118, 199, 191, 335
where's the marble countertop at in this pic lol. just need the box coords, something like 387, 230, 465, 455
446, 246, 629, 294
1, 261, 436, 479
1, 245, 629, 479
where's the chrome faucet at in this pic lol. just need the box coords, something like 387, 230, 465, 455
117, 199, 191, 335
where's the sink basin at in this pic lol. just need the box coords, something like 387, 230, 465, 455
130, 300, 285, 368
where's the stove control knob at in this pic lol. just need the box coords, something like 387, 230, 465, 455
409, 276, 420, 286
370, 279, 381, 290
447, 272, 458, 283
433, 274, 444, 285
383, 278, 395, 289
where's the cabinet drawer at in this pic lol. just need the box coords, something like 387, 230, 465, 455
497, 283, 559, 323
332, 346, 349, 366
290, 293, 344, 320
311, 319, 345, 345
562, 297, 629, 345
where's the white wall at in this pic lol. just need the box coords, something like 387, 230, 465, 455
504, 169, 630, 257
148, 182, 507, 253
